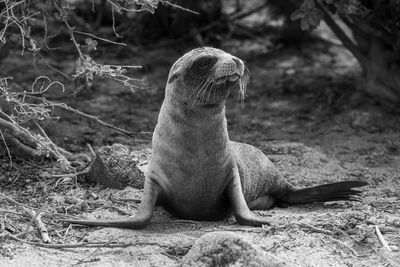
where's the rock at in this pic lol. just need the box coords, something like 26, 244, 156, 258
181, 231, 286, 267
85, 144, 150, 189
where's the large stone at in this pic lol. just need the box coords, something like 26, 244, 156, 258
181, 231, 286, 267
85, 144, 150, 189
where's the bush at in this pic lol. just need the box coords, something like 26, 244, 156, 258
292, 0, 400, 103
0, 0, 187, 169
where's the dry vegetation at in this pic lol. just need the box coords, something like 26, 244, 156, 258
0, 0, 399, 266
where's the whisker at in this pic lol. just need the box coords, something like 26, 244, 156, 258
206, 83, 216, 104
189, 79, 207, 100
193, 79, 211, 105
190, 79, 208, 105
199, 79, 212, 104
238, 67, 250, 106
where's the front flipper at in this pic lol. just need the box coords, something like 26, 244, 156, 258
62, 179, 161, 229
227, 166, 272, 226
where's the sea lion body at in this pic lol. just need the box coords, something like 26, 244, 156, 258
233, 142, 294, 206
64, 47, 366, 229
149, 99, 293, 220
149, 97, 232, 220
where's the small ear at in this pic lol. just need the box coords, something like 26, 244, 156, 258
168, 72, 179, 84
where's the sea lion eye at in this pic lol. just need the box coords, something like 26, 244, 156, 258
193, 56, 218, 71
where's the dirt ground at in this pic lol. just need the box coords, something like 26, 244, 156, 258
1, 25, 400, 266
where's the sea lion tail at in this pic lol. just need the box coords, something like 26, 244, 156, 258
280, 181, 367, 205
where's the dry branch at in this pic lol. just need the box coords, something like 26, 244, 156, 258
0, 193, 50, 243
42, 99, 136, 137
315, 0, 367, 66
375, 225, 394, 252
0, 192, 35, 211
4, 233, 171, 249
23, 208, 51, 244
298, 222, 333, 235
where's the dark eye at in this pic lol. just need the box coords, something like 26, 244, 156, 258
193, 56, 218, 71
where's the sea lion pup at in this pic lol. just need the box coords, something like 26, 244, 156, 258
63, 47, 367, 228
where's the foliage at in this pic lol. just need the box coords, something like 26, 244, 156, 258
0, 0, 191, 168
292, 0, 399, 33
291, 0, 323, 31
292, 0, 400, 102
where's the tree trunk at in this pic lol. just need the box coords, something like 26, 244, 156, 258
359, 35, 400, 102
316, 1, 400, 103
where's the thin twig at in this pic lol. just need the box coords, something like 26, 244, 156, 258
298, 223, 333, 235
52, 1, 84, 60
160, 0, 199, 15
38, 54, 69, 79
23, 208, 51, 244
4, 234, 171, 249
0, 129, 12, 167
40, 169, 88, 179
197, 1, 269, 34
110, 4, 122, 38
44, 99, 135, 137
375, 225, 393, 252
87, 143, 96, 157
110, 195, 141, 204
15, 230, 35, 238
0, 192, 35, 211
0, 197, 51, 244
18, 94, 138, 137
34, 120, 70, 168
145, 2, 269, 49
73, 30, 127, 46
0, 111, 76, 163
0, 209, 28, 218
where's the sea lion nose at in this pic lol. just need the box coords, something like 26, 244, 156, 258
232, 57, 244, 76
232, 57, 241, 69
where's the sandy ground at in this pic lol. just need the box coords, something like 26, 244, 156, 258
1, 32, 400, 266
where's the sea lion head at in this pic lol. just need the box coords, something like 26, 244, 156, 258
166, 47, 249, 107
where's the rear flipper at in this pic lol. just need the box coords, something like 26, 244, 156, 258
277, 181, 367, 206
61, 179, 161, 229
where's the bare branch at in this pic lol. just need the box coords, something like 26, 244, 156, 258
0, 129, 12, 167
23, 208, 51, 244
4, 234, 172, 249
73, 30, 127, 46
315, 0, 367, 66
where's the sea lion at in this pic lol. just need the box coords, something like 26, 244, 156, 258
63, 47, 367, 228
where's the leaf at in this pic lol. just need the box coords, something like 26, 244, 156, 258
308, 14, 320, 27
308, 8, 323, 26
304, 0, 316, 9
136, 0, 159, 14
85, 38, 98, 51
301, 18, 310, 31
291, 9, 306, 21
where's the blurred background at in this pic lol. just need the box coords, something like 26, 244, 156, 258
0, 0, 400, 175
